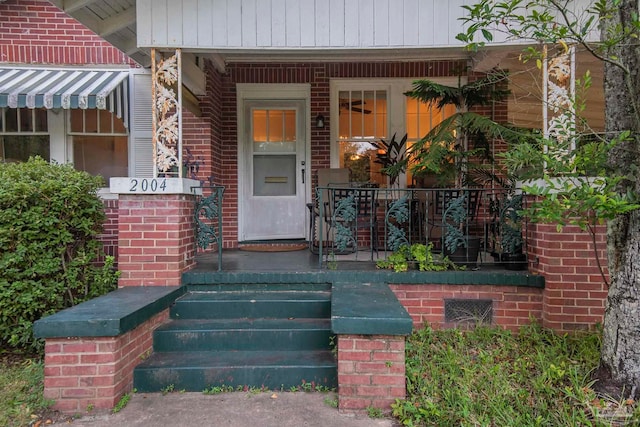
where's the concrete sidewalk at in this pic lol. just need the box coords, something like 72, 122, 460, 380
65, 392, 398, 427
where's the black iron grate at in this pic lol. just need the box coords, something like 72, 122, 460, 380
444, 299, 493, 325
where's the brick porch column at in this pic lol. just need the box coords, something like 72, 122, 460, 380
110, 178, 200, 287
528, 222, 608, 332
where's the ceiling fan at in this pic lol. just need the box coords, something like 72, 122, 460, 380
339, 99, 372, 114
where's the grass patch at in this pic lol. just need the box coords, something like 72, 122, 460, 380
392, 323, 639, 426
0, 357, 53, 427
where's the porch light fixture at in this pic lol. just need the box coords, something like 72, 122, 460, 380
315, 114, 325, 128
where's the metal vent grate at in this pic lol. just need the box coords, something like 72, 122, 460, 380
444, 299, 493, 325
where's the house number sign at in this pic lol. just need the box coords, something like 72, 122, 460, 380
128, 178, 167, 193
109, 177, 201, 195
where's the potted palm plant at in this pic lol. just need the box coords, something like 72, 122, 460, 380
403, 70, 523, 187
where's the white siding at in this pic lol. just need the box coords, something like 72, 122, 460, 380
137, 0, 473, 49
137, 0, 598, 50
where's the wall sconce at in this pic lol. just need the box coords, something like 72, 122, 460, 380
315, 114, 325, 128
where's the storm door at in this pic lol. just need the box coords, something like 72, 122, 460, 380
240, 100, 307, 241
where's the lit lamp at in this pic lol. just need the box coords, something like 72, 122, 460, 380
315, 114, 325, 128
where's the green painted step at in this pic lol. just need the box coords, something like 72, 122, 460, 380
153, 318, 333, 352
134, 350, 337, 392
171, 291, 331, 319
186, 283, 332, 292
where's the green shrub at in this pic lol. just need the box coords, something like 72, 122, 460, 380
0, 158, 119, 352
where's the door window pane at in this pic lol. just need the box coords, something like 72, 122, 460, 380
253, 109, 296, 153
253, 154, 296, 196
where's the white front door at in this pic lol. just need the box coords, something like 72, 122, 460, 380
239, 99, 308, 241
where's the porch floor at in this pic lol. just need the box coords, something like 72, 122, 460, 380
192, 247, 374, 272
186, 247, 544, 288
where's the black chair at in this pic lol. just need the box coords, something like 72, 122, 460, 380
325, 185, 378, 261
427, 188, 482, 251
308, 168, 350, 254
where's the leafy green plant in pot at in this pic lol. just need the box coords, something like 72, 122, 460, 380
442, 194, 481, 267
376, 242, 455, 272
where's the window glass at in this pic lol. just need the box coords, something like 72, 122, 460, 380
337, 89, 387, 185
69, 109, 129, 182
405, 99, 456, 187
0, 108, 50, 162
1, 135, 50, 163
5, 109, 18, 132
73, 136, 128, 184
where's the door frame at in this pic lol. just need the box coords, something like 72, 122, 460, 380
236, 83, 312, 241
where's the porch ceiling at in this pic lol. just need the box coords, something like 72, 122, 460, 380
50, 0, 604, 131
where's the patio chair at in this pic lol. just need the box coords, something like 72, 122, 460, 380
324, 184, 379, 261
426, 188, 482, 251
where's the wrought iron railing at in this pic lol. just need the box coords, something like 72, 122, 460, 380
193, 185, 224, 271
311, 186, 528, 270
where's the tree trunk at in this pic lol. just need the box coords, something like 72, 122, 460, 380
601, 0, 640, 391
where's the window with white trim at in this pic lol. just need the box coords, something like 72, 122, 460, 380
69, 109, 129, 184
331, 78, 459, 188
0, 108, 50, 163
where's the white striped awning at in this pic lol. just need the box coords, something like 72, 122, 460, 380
0, 67, 129, 128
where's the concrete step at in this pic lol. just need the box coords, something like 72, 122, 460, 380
153, 318, 333, 352
133, 350, 337, 392
170, 290, 331, 319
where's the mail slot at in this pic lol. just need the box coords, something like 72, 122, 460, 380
265, 176, 288, 183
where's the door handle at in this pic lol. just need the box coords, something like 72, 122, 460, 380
302, 168, 305, 184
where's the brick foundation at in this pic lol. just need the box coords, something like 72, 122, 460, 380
390, 284, 544, 331
337, 335, 406, 414
43, 310, 169, 413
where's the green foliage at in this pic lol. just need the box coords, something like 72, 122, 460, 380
373, 133, 408, 187
0, 158, 119, 353
403, 72, 531, 187
367, 405, 384, 418
376, 243, 456, 272
112, 389, 135, 413
392, 323, 620, 426
0, 359, 53, 427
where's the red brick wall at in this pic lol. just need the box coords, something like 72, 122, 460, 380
100, 199, 119, 261
390, 284, 544, 331
337, 334, 406, 413
43, 310, 169, 413
528, 222, 609, 331
116, 194, 196, 287
0, 0, 132, 65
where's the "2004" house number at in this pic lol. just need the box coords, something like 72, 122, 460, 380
128, 178, 167, 192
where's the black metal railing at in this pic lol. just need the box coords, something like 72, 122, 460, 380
311, 186, 528, 270
193, 185, 224, 271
